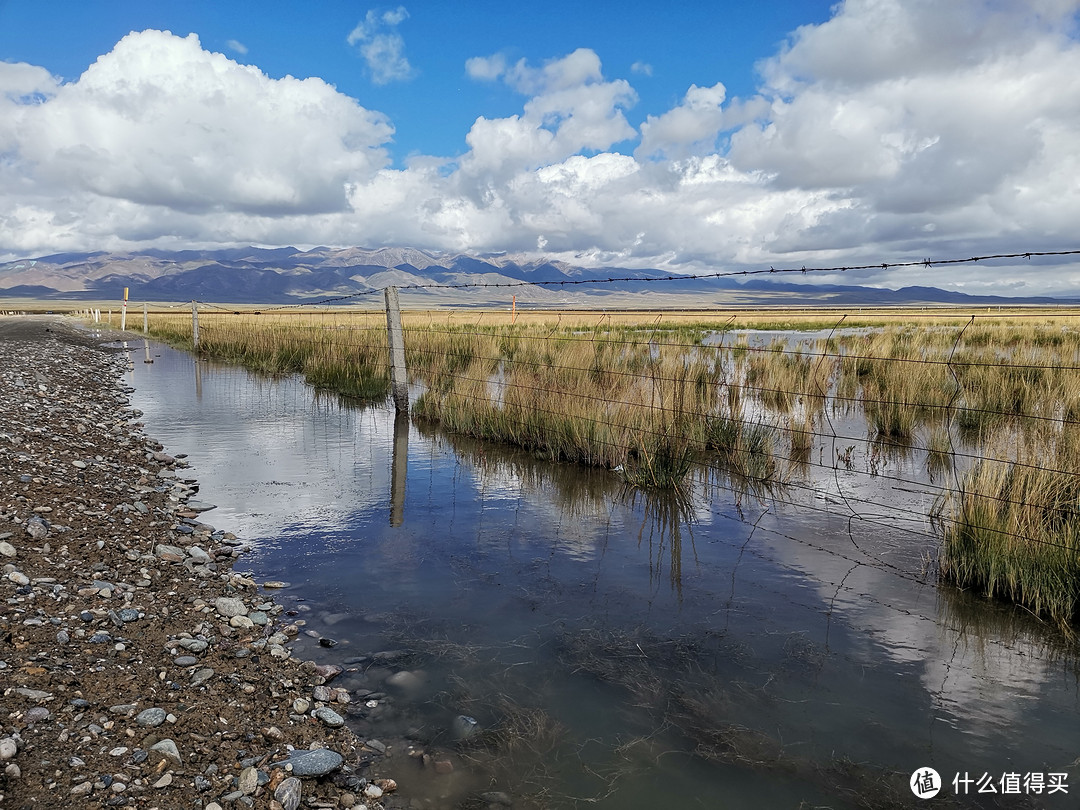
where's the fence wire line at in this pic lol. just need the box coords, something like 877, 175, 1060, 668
392, 376, 1080, 556
165, 314, 1080, 482
156, 312, 1080, 442
143, 304, 1080, 557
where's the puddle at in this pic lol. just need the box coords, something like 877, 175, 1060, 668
121, 340, 1080, 808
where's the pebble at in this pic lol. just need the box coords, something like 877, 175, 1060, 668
135, 707, 167, 727
313, 663, 343, 682
153, 773, 173, 788
363, 784, 383, 800
0, 540, 15, 558
24, 516, 48, 539
274, 776, 302, 810
237, 765, 259, 795
292, 698, 312, 714
0, 738, 17, 760
149, 738, 182, 764
214, 596, 248, 617
24, 707, 50, 723
314, 707, 345, 728
7, 570, 29, 586
272, 748, 343, 777
191, 667, 215, 687
453, 714, 480, 740
174, 655, 198, 666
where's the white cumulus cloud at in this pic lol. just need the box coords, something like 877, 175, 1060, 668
3, 1, 1080, 294
347, 6, 415, 85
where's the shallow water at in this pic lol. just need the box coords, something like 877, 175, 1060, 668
120, 338, 1080, 808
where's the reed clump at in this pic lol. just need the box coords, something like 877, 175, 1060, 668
936, 432, 1080, 632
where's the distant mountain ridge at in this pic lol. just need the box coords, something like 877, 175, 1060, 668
0, 246, 1073, 307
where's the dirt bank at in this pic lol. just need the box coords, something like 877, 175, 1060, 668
0, 316, 400, 809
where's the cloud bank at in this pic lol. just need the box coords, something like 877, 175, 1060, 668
2, 0, 1080, 292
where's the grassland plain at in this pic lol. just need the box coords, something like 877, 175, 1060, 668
131, 305, 1080, 632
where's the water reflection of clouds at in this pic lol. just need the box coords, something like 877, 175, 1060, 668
761, 492, 1077, 766
127, 352, 395, 539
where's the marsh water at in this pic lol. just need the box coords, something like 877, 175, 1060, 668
120, 338, 1080, 808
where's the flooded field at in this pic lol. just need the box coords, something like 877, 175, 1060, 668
121, 338, 1080, 808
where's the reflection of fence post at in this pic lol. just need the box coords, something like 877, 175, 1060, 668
384, 286, 408, 412
390, 412, 409, 526
143, 302, 148, 335
191, 301, 200, 349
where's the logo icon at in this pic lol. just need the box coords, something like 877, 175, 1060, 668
911, 768, 941, 799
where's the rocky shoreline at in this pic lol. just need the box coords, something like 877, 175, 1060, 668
0, 317, 402, 809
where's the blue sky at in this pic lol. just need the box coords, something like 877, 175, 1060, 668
0, 1, 832, 162
1, 1, 1079, 293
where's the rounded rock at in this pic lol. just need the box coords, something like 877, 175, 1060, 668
314, 707, 345, 728
0, 738, 17, 761
274, 776, 302, 810
135, 708, 167, 728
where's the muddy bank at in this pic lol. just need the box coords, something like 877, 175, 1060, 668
0, 317, 401, 809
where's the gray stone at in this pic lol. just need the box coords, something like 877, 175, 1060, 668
272, 748, 343, 778
0, 738, 17, 761
25, 517, 48, 539
149, 739, 181, 764
154, 544, 185, 560
7, 571, 29, 586
191, 668, 215, 687
247, 611, 268, 626
274, 776, 302, 810
178, 638, 208, 653
187, 546, 211, 563
0, 541, 16, 558
314, 707, 345, 728
452, 714, 479, 740
24, 707, 49, 723
214, 597, 247, 618
237, 766, 259, 795
174, 655, 198, 667
135, 708, 166, 728
14, 687, 52, 700
118, 608, 140, 623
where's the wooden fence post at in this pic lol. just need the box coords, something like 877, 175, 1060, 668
191, 301, 200, 349
384, 286, 408, 412
120, 287, 128, 331
143, 302, 148, 334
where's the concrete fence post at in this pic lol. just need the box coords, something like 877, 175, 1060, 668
384, 286, 408, 412
191, 301, 200, 349
143, 302, 148, 335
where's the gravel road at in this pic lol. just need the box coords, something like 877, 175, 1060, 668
0, 316, 400, 810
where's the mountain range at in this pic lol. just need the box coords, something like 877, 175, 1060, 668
0, 246, 1074, 308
